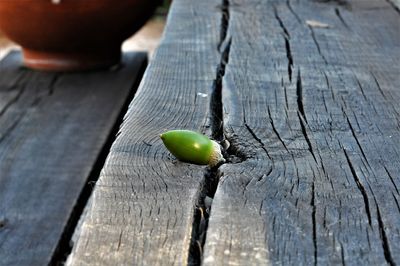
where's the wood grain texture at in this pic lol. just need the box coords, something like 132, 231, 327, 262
203, 0, 400, 265
66, 1, 224, 265
0, 52, 146, 265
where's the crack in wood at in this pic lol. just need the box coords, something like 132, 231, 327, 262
374, 199, 395, 266
211, 39, 231, 141
298, 112, 318, 163
0, 84, 25, 117
0, 89, 46, 144
0, 113, 25, 144
311, 181, 318, 266
344, 114, 372, 170
392, 193, 400, 214
371, 72, 389, 101
322, 71, 336, 101
48, 75, 59, 96
354, 75, 368, 101
296, 69, 318, 164
340, 242, 346, 265
383, 166, 400, 196
286, 0, 302, 23
314, 0, 349, 7
244, 122, 273, 161
267, 106, 289, 152
188, 169, 221, 266
308, 26, 328, 64
296, 69, 307, 122
335, 8, 350, 30
273, 6, 293, 82
0, 73, 63, 146
296, 71, 319, 164
343, 149, 372, 226
188, 1, 231, 264
218, 0, 230, 52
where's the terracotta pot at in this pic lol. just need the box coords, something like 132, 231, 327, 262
0, 0, 158, 71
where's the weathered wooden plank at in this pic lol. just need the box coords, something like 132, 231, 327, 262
0, 52, 146, 265
66, 1, 224, 265
203, 0, 400, 265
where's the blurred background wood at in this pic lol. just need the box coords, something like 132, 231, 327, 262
0, 52, 147, 265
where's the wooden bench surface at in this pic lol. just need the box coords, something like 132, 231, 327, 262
0, 0, 398, 265
66, 0, 400, 265
0, 52, 146, 265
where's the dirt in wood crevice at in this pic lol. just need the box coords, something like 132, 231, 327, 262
210, 38, 231, 142
188, 0, 233, 265
217, 0, 230, 51
188, 168, 222, 266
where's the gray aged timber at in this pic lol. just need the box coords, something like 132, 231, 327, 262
0, 52, 146, 265
204, 0, 400, 265
67, 1, 223, 265
69, 0, 400, 265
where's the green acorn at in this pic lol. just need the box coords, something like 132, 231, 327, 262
160, 130, 225, 167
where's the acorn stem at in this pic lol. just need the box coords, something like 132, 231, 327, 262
209, 140, 225, 167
